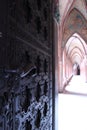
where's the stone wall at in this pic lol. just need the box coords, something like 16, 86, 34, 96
0, 0, 54, 130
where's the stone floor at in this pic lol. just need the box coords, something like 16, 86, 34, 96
64, 75, 87, 95
58, 75, 87, 130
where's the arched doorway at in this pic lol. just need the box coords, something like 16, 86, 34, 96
77, 65, 80, 75
73, 63, 80, 75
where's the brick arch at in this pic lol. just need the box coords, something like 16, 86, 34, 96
62, 32, 86, 66
62, 8, 87, 48
66, 36, 86, 54
63, 31, 86, 50
70, 50, 83, 60
63, 7, 87, 30
61, 0, 75, 29
69, 47, 84, 59
62, 32, 87, 57
71, 53, 82, 61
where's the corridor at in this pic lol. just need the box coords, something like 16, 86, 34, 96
58, 75, 87, 130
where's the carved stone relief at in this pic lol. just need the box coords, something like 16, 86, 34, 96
0, 0, 53, 129
36, 82, 41, 102
35, 109, 41, 128
25, 120, 32, 130
36, 56, 41, 75
43, 102, 48, 117
44, 81, 48, 95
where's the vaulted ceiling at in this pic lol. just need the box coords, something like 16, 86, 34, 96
60, 0, 87, 65
66, 33, 86, 65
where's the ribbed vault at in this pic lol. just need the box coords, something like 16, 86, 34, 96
63, 8, 87, 46
65, 33, 86, 65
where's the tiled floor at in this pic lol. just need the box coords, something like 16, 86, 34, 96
58, 76, 87, 130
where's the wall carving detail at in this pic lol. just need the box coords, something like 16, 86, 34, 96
0, 0, 53, 129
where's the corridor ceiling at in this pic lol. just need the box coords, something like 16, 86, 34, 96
66, 33, 86, 65
59, 0, 87, 65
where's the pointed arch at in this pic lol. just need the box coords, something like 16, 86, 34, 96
66, 33, 86, 55
62, 8, 87, 48
62, 32, 87, 65
63, 33, 86, 56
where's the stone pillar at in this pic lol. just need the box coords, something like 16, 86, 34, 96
54, 19, 59, 94
58, 61, 63, 92
85, 64, 87, 82
85, 55, 87, 82
63, 50, 67, 80
57, 24, 63, 92
66, 59, 68, 78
